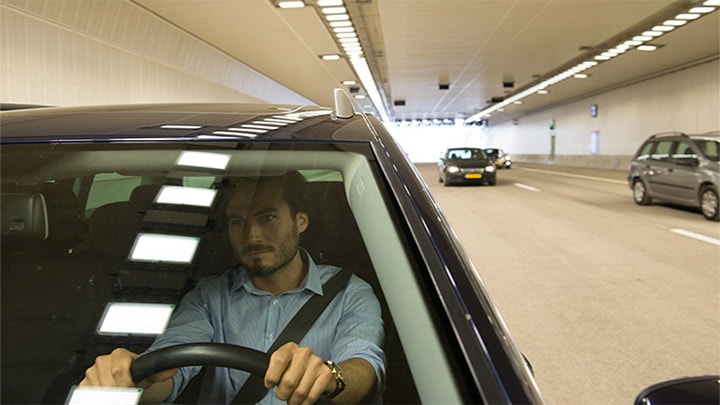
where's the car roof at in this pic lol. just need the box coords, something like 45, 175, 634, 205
0, 103, 378, 143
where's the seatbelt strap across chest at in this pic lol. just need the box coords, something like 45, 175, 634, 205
231, 259, 360, 404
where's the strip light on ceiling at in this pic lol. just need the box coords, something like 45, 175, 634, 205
315, 1, 390, 122
466, 0, 718, 123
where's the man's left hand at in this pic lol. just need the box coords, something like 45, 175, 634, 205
264, 342, 334, 405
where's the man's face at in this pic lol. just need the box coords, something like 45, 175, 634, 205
226, 179, 308, 278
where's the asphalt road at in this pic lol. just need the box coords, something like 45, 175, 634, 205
415, 162, 719, 405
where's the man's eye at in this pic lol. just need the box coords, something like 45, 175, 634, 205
260, 215, 277, 223
229, 218, 245, 227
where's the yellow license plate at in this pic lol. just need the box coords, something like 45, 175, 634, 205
465, 173, 482, 179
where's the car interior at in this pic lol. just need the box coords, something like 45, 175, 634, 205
1, 142, 475, 404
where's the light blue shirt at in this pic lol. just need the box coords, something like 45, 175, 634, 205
146, 251, 386, 404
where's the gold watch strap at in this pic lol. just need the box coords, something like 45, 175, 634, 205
324, 360, 346, 399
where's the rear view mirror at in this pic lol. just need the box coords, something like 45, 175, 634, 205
634, 375, 719, 405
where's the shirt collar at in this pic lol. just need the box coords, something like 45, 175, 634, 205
232, 248, 324, 296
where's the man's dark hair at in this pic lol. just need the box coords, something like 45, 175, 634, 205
274, 170, 309, 215
223, 171, 309, 215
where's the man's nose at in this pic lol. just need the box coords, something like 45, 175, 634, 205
241, 220, 263, 242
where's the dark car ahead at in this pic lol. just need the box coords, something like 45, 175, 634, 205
438, 147, 497, 186
627, 131, 719, 221
484, 148, 512, 169
0, 93, 541, 404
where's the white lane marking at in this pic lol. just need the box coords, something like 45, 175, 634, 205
519, 167, 626, 185
514, 183, 541, 192
670, 228, 720, 246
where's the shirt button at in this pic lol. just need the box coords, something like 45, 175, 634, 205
268, 333, 274, 340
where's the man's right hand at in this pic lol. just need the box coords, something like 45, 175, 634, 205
80, 348, 176, 401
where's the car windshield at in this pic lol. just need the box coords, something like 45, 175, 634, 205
447, 148, 486, 160
1, 140, 479, 404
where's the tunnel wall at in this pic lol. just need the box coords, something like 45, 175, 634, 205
0, 0, 312, 107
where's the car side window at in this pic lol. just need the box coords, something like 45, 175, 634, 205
696, 140, 720, 161
636, 142, 655, 161
85, 173, 143, 218
671, 140, 697, 160
650, 140, 672, 161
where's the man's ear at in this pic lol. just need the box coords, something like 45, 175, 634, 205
296, 211, 309, 233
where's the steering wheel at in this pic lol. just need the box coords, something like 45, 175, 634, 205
131, 343, 269, 383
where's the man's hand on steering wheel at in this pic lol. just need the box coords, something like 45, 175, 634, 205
265, 342, 335, 405
80, 348, 176, 402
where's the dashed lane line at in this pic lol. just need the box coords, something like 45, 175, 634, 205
670, 228, 720, 246
514, 183, 541, 192
519, 167, 627, 185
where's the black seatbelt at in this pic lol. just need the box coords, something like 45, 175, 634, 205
231, 258, 361, 404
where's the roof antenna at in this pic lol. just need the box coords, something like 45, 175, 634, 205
333, 88, 355, 119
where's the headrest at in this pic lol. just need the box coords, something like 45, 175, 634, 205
1, 193, 49, 240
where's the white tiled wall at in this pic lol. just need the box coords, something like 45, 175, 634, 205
1, 0, 312, 107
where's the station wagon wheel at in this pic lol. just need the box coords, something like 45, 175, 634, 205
699, 186, 719, 221
633, 179, 651, 205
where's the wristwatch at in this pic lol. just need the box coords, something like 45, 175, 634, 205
324, 360, 346, 399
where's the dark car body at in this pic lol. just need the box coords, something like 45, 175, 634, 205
627, 131, 720, 221
0, 99, 541, 404
484, 148, 512, 169
437, 147, 497, 186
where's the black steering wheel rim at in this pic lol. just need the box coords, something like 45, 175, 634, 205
131, 343, 269, 384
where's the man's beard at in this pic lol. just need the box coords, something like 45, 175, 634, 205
239, 224, 300, 278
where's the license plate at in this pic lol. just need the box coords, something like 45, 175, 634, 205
465, 173, 482, 179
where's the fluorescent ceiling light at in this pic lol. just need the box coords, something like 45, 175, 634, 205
689, 6, 716, 13
129, 233, 200, 264
66, 387, 141, 405
98, 302, 175, 335
633, 35, 653, 41
242, 124, 279, 130
322, 6, 347, 14
342, 80, 356, 85
336, 32, 357, 38
277, 1, 305, 8
625, 40, 643, 46
329, 21, 352, 27
228, 127, 266, 133
156, 186, 217, 208
663, 19, 688, 26
212, 131, 258, 137
321, 54, 341, 60
333, 27, 355, 33
326, 14, 349, 21
272, 115, 303, 121
642, 30, 664, 37
176, 151, 230, 170
675, 13, 701, 19
537, 90, 549, 94
652, 25, 675, 31
703, 0, 720, 6
637, 45, 658, 51
574, 73, 589, 79
160, 124, 202, 130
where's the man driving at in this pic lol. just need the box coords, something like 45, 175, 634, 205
80, 171, 386, 404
